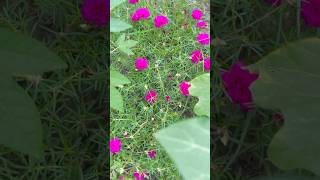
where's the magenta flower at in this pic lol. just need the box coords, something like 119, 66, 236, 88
197, 33, 210, 45
190, 50, 203, 64
154, 15, 169, 28
130, 8, 151, 21
110, 138, 121, 154
179, 81, 191, 96
133, 171, 145, 180
203, 57, 210, 72
148, 150, 156, 159
221, 62, 259, 110
265, 0, 282, 6
135, 58, 149, 71
165, 95, 171, 102
196, 21, 207, 29
145, 90, 157, 103
81, 0, 108, 27
191, 9, 203, 20
128, 0, 139, 4
301, 0, 320, 27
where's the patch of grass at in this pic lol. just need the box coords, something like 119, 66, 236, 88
0, 0, 107, 179
111, 0, 209, 179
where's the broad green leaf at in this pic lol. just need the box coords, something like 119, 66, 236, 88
110, 0, 125, 11
155, 117, 210, 180
0, 28, 67, 159
248, 38, 320, 176
110, 68, 130, 112
250, 173, 318, 180
189, 73, 210, 117
116, 34, 137, 56
110, 18, 132, 32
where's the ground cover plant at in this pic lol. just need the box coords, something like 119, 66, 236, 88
0, 0, 107, 179
110, 0, 210, 179
212, 0, 320, 179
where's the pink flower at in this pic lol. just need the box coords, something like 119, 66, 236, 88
221, 62, 259, 110
179, 81, 191, 96
203, 57, 210, 72
197, 33, 210, 45
135, 58, 149, 71
130, 8, 151, 21
165, 95, 171, 102
301, 0, 320, 27
148, 150, 156, 159
145, 90, 157, 103
196, 21, 207, 29
133, 171, 145, 180
154, 15, 169, 28
190, 50, 203, 64
265, 0, 282, 6
128, 0, 139, 4
81, 0, 108, 27
191, 9, 203, 20
110, 138, 121, 154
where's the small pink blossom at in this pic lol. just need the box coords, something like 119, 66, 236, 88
154, 15, 169, 28
165, 95, 171, 102
128, 0, 139, 4
301, 0, 320, 27
130, 8, 151, 21
148, 150, 156, 159
110, 138, 121, 154
222, 62, 259, 110
203, 57, 210, 72
81, 0, 108, 27
196, 21, 207, 29
133, 171, 145, 180
179, 81, 191, 96
145, 90, 157, 103
190, 50, 203, 64
191, 9, 203, 20
135, 58, 149, 71
197, 33, 210, 45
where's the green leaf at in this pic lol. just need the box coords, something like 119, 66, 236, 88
250, 173, 318, 180
189, 73, 210, 117
0, 28, 67, 159
248, 38, 320, 176
110, 18, 132, 32
155, 117, 210, 180
110, 68, 130, 112
110, 0, 125, 11
116, 34, 137, 56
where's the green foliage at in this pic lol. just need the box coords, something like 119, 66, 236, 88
117, 34, 137, 56
0, 28, 66, 158
110, 18, 132, 33
249, 38, 320, 176
250, 172, 318, 180
110, 0, 125, 11
189, 73, 210, 117
110, 68, 130, 112
155, 117, 210, 180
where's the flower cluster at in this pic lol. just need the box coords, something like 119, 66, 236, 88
189, 9, 210, 72
130, 5, 169, 28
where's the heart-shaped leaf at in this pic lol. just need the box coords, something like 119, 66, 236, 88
155, 117, 210, 180
0, 28, 66, 158
110, 68, 130, 112
189, 73, 210, 117
110, 0, 125, 11
110, 18, 132, 33
116, 34, 137, 56
248, 38, 320, 176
